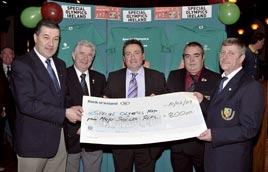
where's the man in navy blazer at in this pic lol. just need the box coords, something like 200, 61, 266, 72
198, 38, 265, 172
11, 19, 83, 172
104, 39, 168, 172
167, 42, 221, 172
64, 40, 106, 172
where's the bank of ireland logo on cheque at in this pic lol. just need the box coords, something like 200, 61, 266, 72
120, 101, 130, 105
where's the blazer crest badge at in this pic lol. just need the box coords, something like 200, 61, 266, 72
221, 108, 235, 120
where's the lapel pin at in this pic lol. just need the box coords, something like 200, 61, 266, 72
201, 78, 207, 82
92, 79, 95, 84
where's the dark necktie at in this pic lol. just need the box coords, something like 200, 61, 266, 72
7, 65, 11, 81
188, 74, 197, 92
45, 59, 61, 94
218, 77, 228, 94
128, 73, 138, 98
80, 73, 89, 95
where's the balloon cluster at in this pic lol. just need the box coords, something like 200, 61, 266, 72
218, 2, 240, 25
41, 2, 63, 23
20, 7, 42, 28
20, 2, 63, 28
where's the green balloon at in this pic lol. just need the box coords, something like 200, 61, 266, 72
20, 7, 42, 28
218, 2, 240, 25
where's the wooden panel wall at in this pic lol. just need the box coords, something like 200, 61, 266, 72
253, 80, 267, 172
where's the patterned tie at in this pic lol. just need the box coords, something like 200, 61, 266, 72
45, 59, 61, 94
188, 74, 197, 92
80, 73, 89, 95
218, 77, 228, 94
128, 73, 138, 98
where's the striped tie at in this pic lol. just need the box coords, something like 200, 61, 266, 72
128, 73, 138, 98
80, 73, 89, 95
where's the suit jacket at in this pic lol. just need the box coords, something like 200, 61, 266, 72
204, 69, 264, 172
11, 49, 67, 158
104, 67, 168, 159
0, 62, 16, 135
167, 67, 221, 153
64, 65, 106, 153
243, 47, 260, 80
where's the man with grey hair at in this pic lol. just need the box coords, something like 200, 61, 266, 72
0, 47, 16, 172
64, 40, 106, 172
198, 38, 264, 172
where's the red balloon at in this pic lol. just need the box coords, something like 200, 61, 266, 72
41, 2, 63, 23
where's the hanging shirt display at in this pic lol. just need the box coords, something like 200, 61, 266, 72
169, 25, 227, 72
58, 24, 105, 71
106, 27, 170, 72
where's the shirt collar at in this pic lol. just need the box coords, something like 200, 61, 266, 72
127, 67, 144, 78
249, 44, 258, 54
74, 65, 89, 77
186, 69, 202, 80
2, 63, 10, 75
34, 48, 52, 65
222, 66, 242, 80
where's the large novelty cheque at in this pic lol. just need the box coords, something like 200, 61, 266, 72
80, 92, 207, 145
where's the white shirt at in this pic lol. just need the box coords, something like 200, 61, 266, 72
221, 67, 242, 89
34, 48, 61, 87
2, 64, 11, 78
74, 66, 91, 96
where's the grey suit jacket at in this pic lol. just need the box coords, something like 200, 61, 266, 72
11, 49, 67, 158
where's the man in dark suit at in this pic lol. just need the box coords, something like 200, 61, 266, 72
64, 40, 106, 172
167, 42, 221, 172
0, 47, 16, 171
198, 38, 264, 172
104, 39, 168, 172
10, 19, 83, 172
